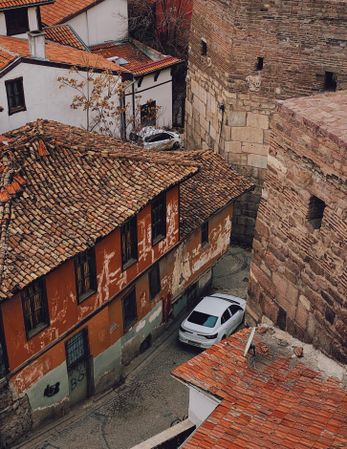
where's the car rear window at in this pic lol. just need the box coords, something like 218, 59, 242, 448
187, 311, 218, 328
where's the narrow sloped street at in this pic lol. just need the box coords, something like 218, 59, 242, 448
16, 247, 250, 449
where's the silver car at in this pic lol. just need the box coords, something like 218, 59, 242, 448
179, 293, 246, 349
130, 127, 182, 150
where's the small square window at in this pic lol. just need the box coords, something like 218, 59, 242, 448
324, 72, 337, 92
200, 39, 207, 56
5, 77, 26, 115
307, 196, 326, 229
256, 57, 264, 71
123, 288, 137, 331
152, 193, 166, 245
149, 263, 161, 300
5, 8, 29, 36
75, 248, 97, 303
201, 221, 209, 245
21, 278, 49, 338
121, 217, 138, 269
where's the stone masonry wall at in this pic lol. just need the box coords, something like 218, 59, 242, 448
185, 0, 347, 244
0, 381, 32, 448
247, 96, 347, 364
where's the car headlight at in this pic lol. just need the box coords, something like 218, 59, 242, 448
205, 333, 218, 339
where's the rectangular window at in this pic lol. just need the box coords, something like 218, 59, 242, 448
123, 288, 137, 331
121, 217, 138, 269
5, 77, 26, 115
5, 8, 29, 35
324, 71, 337, 92
149, 263, 161, 300
201, 221, 209, 245
152, 193, 166, 245
256, 57, 264, 71
66, 329, 89, 370
21, 278, 49, 338
141, 100, 157, 127
307, 196, 326, 230
200, 39, 207, 56
75, 248, 97, 303
0, 315, 8, 378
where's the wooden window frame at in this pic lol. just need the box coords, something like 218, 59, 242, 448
149, 263, 161, 300
5, 8, 29, 36
74, 248, 97, 303
122, 288, 137, 332
152, 193, 166, 245
21, 278, 49, 339
201, 221, 209, 246
140, 100, 157, 127
5, 77, 26, 115
121, 216, 138, 270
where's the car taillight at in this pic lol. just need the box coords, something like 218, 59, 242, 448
204, 333, 218, 339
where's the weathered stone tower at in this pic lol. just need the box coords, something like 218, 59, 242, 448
248, 91, 347, 363
185, 0, 347, 244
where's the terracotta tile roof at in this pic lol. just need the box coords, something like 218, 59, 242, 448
152, 150, 254, 239
41, 0, 101, 26
0, 120, 199, 299
91, 41, 181, 76
0, 0, 53, 10
173, 328, 347, 449
44, 25, 88, 51
0, 35, 127, 74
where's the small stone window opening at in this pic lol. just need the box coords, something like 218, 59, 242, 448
324, 71, 337, 92
200, 39, 207, 56
307, 196, 326, 229
201, 221, 209, 246
256, 57, 264, 71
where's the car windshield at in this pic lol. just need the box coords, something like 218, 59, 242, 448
187, 311, 218, 328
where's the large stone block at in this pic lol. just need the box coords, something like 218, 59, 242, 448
247, 112, 269, 129
248, 154, 268, 169
232, 126, 264, 143
228, 112, 246, 127
242, 142, 269, 156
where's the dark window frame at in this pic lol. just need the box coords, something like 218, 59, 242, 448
21, 278, 49, 339
307, 196, 326, 230
152, 193, 166, 245
149, 263, 161, 300
65, 328, 89, 370
201, 221, 209, 246
74, 247, 97, 303
256, 57, 264, 71
5, 77, 26, 115
140, 100, 157, 127
324, 71, 337, 92
200, 39, 207, 56
5, 7, 29, 36
121, 216, 138, 270
0, 312, 8, 378
122, 288, 137, 331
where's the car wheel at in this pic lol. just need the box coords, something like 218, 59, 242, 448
172, 142, 180, 150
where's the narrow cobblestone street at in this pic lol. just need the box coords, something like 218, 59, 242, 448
16, 247, 251, 449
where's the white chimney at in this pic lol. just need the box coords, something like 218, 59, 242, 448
28, 31, 46, 59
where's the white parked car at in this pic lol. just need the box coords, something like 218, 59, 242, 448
130, 127, 182, 151
179, 293, 246, 349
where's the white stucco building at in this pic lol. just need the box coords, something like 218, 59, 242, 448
0, 0, 180, 135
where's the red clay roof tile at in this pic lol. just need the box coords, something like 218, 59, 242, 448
0, 0, 52, 10
173, 328, 347, 449
41, 0, 101, 25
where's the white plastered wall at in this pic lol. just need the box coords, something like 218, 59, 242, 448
0, 61, 121, 134
124, 68, 173, 133
188, 386, 220, 427
64, 0, 128, 47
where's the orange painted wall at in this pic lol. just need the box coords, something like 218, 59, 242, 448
6, 199, 233, 397
2, 187, 179, 372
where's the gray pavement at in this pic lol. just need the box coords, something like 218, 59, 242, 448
15, 246, 251, 449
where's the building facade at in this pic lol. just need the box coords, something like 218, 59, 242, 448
185, 0, 347, 244
248, 91, 347, 364
0, 120, 252, 447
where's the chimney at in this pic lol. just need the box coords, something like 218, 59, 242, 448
28, 31, 46, 59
